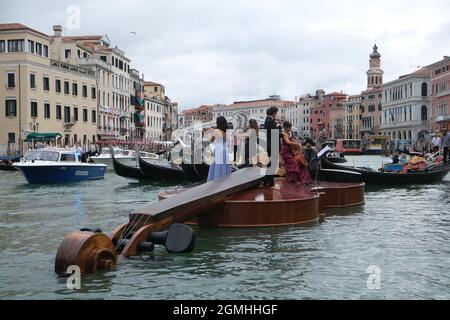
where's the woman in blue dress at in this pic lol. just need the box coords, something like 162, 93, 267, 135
207, 116, 231, 181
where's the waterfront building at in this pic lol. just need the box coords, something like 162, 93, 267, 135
144, 81, 178, 140
130, 68, 145, 140
0, 23, 98, 154
380, 67, 432, 150
51, 25, 133, 141
213, 95, 293, 130
286, 91, 322, 138
343, 95, 362, 140
329, 95, 347, 140
143, 96, 165, 140
430, 55, 450, 132
180, 105, 214, 129
315, 91, 347, 140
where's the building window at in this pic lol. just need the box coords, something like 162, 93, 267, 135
30, 74, 36, 89
100, 56, 107, 62
0, 40, 5, 52
7, 73, 15, 88
5, 99, 17, 117
65, 49, 71, 59
83, 109, 88, 122
92, 110, 96, 123
43, 76, 50, 91
72, 83, 78, 96
31, 101, 38, 118
82, 85, 87, 98
91, 87, 96, 99
8, 132, 15, 143
64, 81, 70, 95
28, 40, 35, 53
36, 43, 42, 56
43, 45, 48, 57
44, 103, 51, 119
74, 107, 79, 122
56, 105, 62, 120
55, 79, 61, 93
421, 83, 428, 97
421, 105, 427, 121
8, 40, 24, 52
64, 106, 71, 123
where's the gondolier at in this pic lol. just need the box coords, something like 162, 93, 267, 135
442, 129, 450, 165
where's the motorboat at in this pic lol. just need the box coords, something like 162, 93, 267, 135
14, 148, 107, 184
91, 148, 159, 168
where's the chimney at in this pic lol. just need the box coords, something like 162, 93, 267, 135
53, 25, 63, 37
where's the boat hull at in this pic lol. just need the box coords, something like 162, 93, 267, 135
138, 156, 186, 182
181, 163, 210, 182
321, 157, 450, 185
14, 164, 107, 184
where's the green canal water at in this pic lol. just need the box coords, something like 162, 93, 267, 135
0, 156, 449, 299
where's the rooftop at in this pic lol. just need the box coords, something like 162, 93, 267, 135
0, 23, 49, 38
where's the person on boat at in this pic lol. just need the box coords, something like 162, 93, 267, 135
262, 107, 282, 188
442, 129, 450, 165
207, 116, 232, 182
431, 134, 442, 154
232, 131, 240, 163
303, 138, 318, 180
392, 151, 400, 164
239, 119, 260, 168
280, 121, 312, 184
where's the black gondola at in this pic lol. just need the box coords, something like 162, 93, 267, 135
321, 156, 450, 185
138, 155, 186, 182
112, 154, 148, 180
181, 163, 210, 182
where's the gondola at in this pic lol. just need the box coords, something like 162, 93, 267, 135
112, 154, 148, 180
138, 155, 186, 182
181, 163, 210, 182
321, 156, 450, 185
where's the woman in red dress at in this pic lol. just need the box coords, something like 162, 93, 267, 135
280, 121, 312, 185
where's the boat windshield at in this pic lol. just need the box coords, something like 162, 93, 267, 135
25, 151, 60, 162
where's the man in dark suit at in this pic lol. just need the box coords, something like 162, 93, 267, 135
262, 106, 281, 187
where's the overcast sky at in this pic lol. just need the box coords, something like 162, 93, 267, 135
1, 0, 449, 110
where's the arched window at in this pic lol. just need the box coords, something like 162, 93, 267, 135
408, 131, 412, 140
421, 83, 428, 97
393, 132, 396, 140
398, 131, 402, 140
403, 131, 407, 139
421, 105, 427, 121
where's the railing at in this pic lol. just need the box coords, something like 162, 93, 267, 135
50, 59, 96, 77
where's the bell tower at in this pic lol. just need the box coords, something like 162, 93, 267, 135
366, 44, 384, 89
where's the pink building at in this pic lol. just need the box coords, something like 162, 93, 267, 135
430, 56, 450, 132
311, 92, 347, 140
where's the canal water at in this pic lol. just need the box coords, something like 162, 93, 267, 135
0, 156, 449, 299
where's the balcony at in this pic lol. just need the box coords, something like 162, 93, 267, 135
437, 89, 450, 98
79, 57, 111, 71
50, 59, 96, 77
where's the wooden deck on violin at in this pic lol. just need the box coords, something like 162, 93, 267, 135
130, 167, 265, 227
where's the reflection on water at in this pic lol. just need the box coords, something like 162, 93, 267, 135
0, 156, 449, 299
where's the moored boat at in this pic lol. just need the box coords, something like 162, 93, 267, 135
138, 155, 186, 182
112, 153, 147, 180
91, 148, 159, 169
181, 163, 210, 182
14, 148, 107, 184
321, 156, 450, 185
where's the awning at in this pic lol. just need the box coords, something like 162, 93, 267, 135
24, 133, 62, 142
